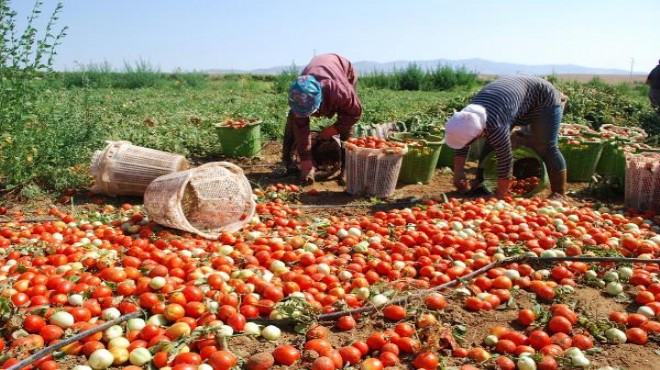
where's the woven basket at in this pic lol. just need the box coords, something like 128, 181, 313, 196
90, 141, 190, 196
390, 132, 442, 184
481, 146, 549, 197
344, 142, 408, 198
144, 162, 255, 239
625, 152, 660, 211
559, 138, 603, 182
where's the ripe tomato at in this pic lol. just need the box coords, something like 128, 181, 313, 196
424, 293, 447, 310
412, 352, 438, 370
548, 316, 572, 334
626, 327, 648, 345
272, 345, 300, 366
517, 309, 536, 327
336, 315, 356, 331
208, 350, 238, 370
382, 305, 407, 321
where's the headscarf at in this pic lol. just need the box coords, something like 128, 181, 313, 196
444, 104, 488, 149
288, 75, 322, 117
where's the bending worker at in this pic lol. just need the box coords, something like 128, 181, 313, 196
282, 53, 362, 185
444, 75, 567, 198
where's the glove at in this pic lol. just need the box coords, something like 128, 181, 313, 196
320, 125, 340, 140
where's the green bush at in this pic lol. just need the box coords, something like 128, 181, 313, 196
0, 0, 71, 191
360, 63, 478, 92
272, 63, 299, 94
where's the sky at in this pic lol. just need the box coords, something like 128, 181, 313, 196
9, 0, 660, 74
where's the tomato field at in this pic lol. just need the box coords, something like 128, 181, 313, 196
1, 128, 660, 370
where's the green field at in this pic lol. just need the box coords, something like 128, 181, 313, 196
1, 71, 658, 196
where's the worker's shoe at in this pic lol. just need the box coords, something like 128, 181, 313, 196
548, 170, 567, 199
272, 162, 298, 178
299, 160, 315, 186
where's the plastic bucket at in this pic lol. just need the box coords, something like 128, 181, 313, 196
216, 120, 262, 158
559, 138, 604, 182
390, 132, 442, 184
481, 146, 549, 197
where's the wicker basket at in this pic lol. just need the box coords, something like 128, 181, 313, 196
344, 142, 408, 198
144, 162, 255, 239
625, 152, 660, 211
90, 141, 190, 196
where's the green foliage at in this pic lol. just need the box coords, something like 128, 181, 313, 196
557, 79, 655, 131
272, 63, 299, 94
397, 62, 424, 91
0, 0, 69, 191
360, 63, 479, 92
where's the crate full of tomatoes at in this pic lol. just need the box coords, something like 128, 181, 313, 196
343, 136, 408, 198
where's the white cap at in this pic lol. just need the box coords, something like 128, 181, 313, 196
444, 104, 487, 149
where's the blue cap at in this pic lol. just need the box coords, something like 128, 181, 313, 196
288, 75, 322, 117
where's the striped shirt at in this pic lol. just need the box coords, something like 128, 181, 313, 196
456, 75, 561, 179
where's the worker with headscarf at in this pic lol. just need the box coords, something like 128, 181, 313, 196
444, 75, 567, 198
281, 53, 362, 185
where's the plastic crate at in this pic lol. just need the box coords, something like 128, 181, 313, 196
437, 143, 456, 169
216, 120, 262, 158
559, 138, 603, 182
390, 132, 442, 184
344, 142, 408, 198
481, 146, 549, 197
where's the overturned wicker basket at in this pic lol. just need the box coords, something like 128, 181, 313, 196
144, 162, 255, 239
91, 141, 190, 196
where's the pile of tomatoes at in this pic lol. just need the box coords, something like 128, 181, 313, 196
509, 176, 540, 196
0, 194, 658, 369
346, 136, 407, 150
217, 118, 259, 129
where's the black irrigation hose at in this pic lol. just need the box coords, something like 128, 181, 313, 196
7, 311, 142, 370
290, 198, 419, 210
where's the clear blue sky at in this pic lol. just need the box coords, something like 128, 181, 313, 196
10, 0, 660, 73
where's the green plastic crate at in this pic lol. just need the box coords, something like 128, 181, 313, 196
216, 120, 262, 158
390, 132, 442, 184
559, 138, 603, 182
481, 146, 549, 198
596, 139, 628, 187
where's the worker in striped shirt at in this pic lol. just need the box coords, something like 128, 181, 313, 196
444, 75, 567, 198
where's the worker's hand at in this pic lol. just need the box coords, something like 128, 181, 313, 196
319, 125, 340, 140
496, 178, 513, 199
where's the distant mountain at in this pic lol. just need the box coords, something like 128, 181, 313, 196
205, 57, 640, 76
